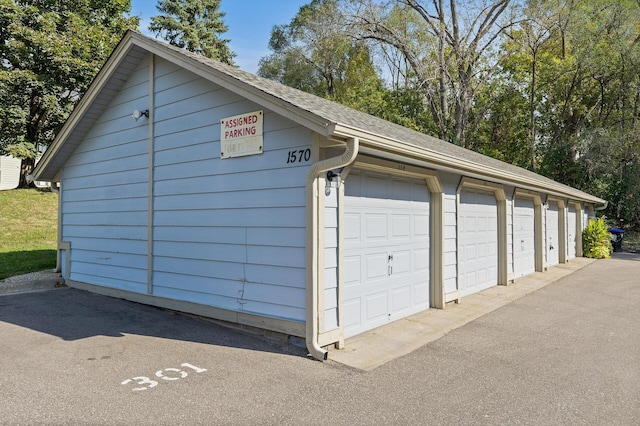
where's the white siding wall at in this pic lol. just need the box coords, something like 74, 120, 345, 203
61, 56, 312, 323
567, 204, 577, 259
61, 58, 150, 293
542, 201, 548, 267
506, 195, 514, 278
442, 174, 459, 294
149, 58, 310, 322
323, 188, 339, 331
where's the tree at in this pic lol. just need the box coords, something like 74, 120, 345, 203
347, 0, 517, 146
0, 0, 138, 186
258, 0, 434, 133
258, 0, 368, 99
148, 0, 235, 64
501, 0, 640, 227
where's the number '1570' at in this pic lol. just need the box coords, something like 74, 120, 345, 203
286, 149, 311, 163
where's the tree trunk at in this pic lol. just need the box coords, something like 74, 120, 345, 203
529, 49, 537, 170
19, 157, 36, 188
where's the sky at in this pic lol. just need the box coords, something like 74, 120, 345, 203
130, 1, 310, 73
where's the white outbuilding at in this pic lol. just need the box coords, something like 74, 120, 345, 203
0, 155, 21, 191
34, 31, 604, 360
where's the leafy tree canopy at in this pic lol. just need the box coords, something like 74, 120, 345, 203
149, 0, 235, 64
0, 0, 137, 184
258, 0, 640, 227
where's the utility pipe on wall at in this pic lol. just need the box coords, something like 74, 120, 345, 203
305, 137, 359, 361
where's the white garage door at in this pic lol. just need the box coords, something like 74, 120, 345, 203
459, 189, 498, 296
547, 203, 560, 267
343, 170, 430, 338
513, 197, 536, 278
567, 205, 577, 260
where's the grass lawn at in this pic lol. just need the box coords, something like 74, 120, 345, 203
0, 188, 58, 280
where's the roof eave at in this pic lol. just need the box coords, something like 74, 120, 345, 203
332, 124, 605, 205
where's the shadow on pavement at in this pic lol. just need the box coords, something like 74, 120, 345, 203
613, 251, 640, 260
0, 288, 308, 358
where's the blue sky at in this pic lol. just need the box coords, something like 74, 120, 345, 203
130, 1, 310, 73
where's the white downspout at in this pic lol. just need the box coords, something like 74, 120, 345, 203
305, 137, 359, 361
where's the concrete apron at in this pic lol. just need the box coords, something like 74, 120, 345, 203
329, 257, 596, 371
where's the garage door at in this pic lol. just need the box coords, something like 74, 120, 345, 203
459, 188, 498, 296
567, 205, 577, 260
547, 203, 560, 267
513, 197, 536, 278
343, 170, 430, 338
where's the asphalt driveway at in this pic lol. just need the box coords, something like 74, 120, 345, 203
1, 253, 638, 425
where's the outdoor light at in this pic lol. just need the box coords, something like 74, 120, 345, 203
325, 169, 342, 196
131, 109, 149, 121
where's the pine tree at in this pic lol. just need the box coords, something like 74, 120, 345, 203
149, 0, 235, 65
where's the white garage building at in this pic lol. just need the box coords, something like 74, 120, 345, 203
34, 31, 604, 360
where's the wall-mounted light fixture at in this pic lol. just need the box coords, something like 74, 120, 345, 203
131, 109, 149, 121
325, 169, 342, 196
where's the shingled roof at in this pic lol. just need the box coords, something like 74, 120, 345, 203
34, 31, 604, 204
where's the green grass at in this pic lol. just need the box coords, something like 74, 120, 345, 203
0, 188, 58, 280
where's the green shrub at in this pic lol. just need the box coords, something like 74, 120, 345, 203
582, 218, 613, 259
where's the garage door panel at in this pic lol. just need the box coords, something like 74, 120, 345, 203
344, 212, 361, 241
391, 287, 411, 312
366, 252, 389, 279
365, 214, 387, 240
414, 248, 430, 271
366, 292, 388, 321
344, 170, 430, 337
463, 243, 476, 261
459, 188, 498, 296
547, 204, 559, 266
344, 256, 361, 285
343, 298, 360, 328
414, 214, 429, 236
391, 214, 411, 238
414, 282, 429, 305
567, 205, 577, 259
392, 250, 411, 275
514, 197, 536, 277
463, 216, 474, 231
